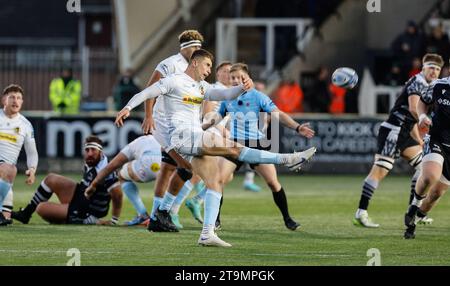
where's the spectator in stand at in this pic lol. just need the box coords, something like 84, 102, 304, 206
329, 84, 346, 114
49, 67, 82, 115
272, 80, 304, 113
391, 21, 425, 78
306, 66, 331, 113
112, 69, 141, 111
425, 24, 450, 65
384, 64, 404, 86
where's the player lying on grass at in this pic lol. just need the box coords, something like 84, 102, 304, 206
0, 84, 38, 226
115, 49, 317, 246
353, 53, 443, 228
12, 135, 122, 225
84, 135, 161, 226
404, 72, 450, 239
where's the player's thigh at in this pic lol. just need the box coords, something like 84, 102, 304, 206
254, 164, 281, 190
44, 173, 77, 203
192, 156, 221, 190
421, 156, 444, 183
36, 202, 69, 224
400, 144, 422, 161
0, 163, 17, 182
200, 130, 240, 158
217, 157, 237, 185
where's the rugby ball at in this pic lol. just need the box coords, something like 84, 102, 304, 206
332, 67, 358, 89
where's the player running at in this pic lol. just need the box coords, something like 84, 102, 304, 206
0, 84, 38, 226
404, 71, 450, 239
353, 54, 443, 228
115, 49, 317, 246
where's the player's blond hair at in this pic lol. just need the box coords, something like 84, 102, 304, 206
230, 63, 250, 75
216, 61, 232, 73
178, 30, 204, 44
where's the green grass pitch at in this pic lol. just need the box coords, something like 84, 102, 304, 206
1, 174, 450, 266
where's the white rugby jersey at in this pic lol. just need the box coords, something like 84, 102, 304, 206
120, 135, 162, 160
156, 73, 211, 131
0, 109, 38, 167
153, 53, 189, 120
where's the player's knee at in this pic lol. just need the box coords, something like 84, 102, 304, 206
176, 168, 193, 182
423, 173, 440, 186
374, 157, 394, 172
229, 147, 241, 159
44, 173, 59, 185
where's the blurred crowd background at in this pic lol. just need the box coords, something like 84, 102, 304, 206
1, 0, 450, 116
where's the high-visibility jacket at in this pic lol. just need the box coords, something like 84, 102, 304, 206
49, 78, 82, 114
272, 82, 304, 113
329, 84, 346, 114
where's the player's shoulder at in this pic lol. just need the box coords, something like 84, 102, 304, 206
411, 73, 428, 86
18, 114, 34, 129
431, 77, 450, 87
159, 53, 184, 66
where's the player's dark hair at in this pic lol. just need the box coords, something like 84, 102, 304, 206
216, 61, 232, 73
178, 30, 204, 44
85, 135, 103, 146
3, 84, 24, 96
190, 49, 214, 63
422, 53, 444, 67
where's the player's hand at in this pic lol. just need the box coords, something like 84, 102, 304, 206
25, 168, 36, 185
418, 114, 432, 130
241, 75, 254, 91
115, 108, 131, 127
297, 123, 315, 139
142, 116, 155, 134
84, 185, 96, 199
96, 219, 115, 226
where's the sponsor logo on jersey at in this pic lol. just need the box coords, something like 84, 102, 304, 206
437, 98, 450, 106
182, 95, 203, 105
0, 132, 18, 143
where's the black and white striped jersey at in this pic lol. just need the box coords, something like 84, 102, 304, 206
81, 155, 119, 218
386, 72, 429, 129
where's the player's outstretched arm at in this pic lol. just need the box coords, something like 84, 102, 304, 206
142, 70, 162, 134
273, 108, 315, 139
115, 84, 164, 127
205, 76, 253, 101
84, 153, 129, 199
